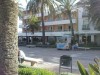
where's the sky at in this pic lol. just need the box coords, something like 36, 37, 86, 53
18, 0, 28, 9
18, 0, 27, 33
18, 0, 80, 8
18, 0, 28, 33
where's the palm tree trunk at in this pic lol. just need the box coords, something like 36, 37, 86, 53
0, 0, 18, 75
68, 11, 75, 45
41, 2, 45, 45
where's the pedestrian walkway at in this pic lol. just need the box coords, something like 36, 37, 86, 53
21, 61, 81, 74
19, 47, 100, 74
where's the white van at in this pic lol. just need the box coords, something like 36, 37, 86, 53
56, 35, 71, 50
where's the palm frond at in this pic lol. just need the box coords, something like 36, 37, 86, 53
90, 0, 100, 29
18, 3, 24, 19
56, 0, 77, 12
27, 15, 40, 33
27, 0, 57, 16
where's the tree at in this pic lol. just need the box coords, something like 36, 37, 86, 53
18, 4, 24, 19
27, 0, 57, 45
90, 0, 100, 30
0, 0, 18, 75
56, 0, 77, 45
28, 16, 40, 34
77, 0, 100, 30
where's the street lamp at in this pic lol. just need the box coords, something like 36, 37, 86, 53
86, 34, 87, 45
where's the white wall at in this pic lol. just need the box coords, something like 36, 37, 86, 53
18, 17, 22, 33
77, 7, 83, 33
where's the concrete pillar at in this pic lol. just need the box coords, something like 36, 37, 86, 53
30, 37, 33, 44
29, 37, 32, 44
27, 36, 29, 44
91, 35, 94, 42
20, 37, 23, 42
62, 25, 64, 31
79, 35, 82, 44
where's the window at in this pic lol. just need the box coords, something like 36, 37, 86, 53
83, 17, 88, 25
56, 15, 62, 21
58, 25, 62, 31
48, 16, 53, 21
48, 26, 53, 31
82, 17, 90, 30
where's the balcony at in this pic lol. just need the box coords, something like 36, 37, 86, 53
82, 27, 90, 30
23, 12, 49, 19
18, 31, 72, 36
19, 25, 24, 28
23, 15, 30, 19
82, 12, 89, 17
40, 19, 76, 26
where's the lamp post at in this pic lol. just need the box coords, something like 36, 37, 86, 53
86, 34, 87, 45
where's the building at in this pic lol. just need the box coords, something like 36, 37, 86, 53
19, 2, 100, 46
19, 9, 79, 45
77, 0, 100, 46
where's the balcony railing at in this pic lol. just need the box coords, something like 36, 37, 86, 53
82, 27, 90, 30
82, 12, 89, 17
40, 19, 76, 26
36, 29, 71, 32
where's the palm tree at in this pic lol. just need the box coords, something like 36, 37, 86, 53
28, 16, 40, 34
56, 0, 77, 45
27, 0, 57, 45
90, 0, 100, 30
18, 4, 24, 19
0, 0, 18, 75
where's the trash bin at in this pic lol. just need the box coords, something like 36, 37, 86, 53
59, 55, 72, 74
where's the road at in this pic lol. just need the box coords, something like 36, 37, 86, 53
19, 46, 100, 74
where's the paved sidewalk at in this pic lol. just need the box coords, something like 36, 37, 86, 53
19, 46, 100, 74
22, 61, 80, 74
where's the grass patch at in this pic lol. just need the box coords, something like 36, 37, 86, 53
19, 65, 56, 75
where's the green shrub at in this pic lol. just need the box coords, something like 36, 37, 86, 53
19, 67, 56, 75
49, 40, 56, 45
49, 45, 56, 48
77, 58, 100, 75
79, 42, 98, 47
18, 64, 29, 68
19, 68, 34, 75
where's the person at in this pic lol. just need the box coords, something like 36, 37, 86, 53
75, 42, 78, 49
72, 42, 78, 50
18, 50, 26, 63
64, 38, 69, 49
18, 50, 43, 65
